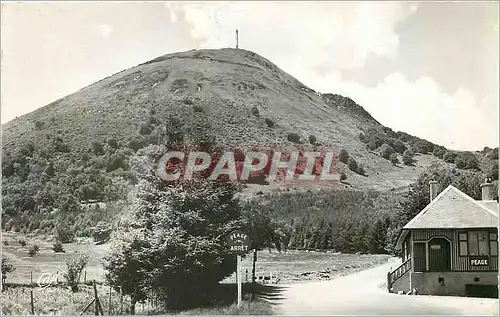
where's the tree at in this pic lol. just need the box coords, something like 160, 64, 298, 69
443, 151, 457, 163
402, 150, 414, 166
392, 140, 407, 154
347, 158, 358, 173
308, 135, 317, 145
1, 256, 15, 287
390, 153, 399, 165
379, 144, 395, 160
339, 149, 349, 164
103, 146, 244, 310
454, 152, 480, 170
92, 221, 112, 244
64, 253, 89, 292
241, 201, 278, 285
52, 240, 65, 253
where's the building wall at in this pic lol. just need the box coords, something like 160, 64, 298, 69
412, 228, 498, 272
390, 271, 411, 294
411, 271, 498, 296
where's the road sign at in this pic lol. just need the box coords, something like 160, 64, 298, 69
227, 230, 250, 254
227, 230, 250, 307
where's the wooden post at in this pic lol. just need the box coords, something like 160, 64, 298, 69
84, 271, 87, 284
108, 285, 112, 315
120, 286, 123, 315
56, 271, 59, 284
30, 290, 34, 315
236, 29, 239, 49
30, 271, 33, 285
237, 254, 242, 307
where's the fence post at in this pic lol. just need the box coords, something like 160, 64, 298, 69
84, 271, 87, 284
30, 271, 33, 285
30, 290, 34, 314
108, 285, 112, 315
56, 271, 59, 284
119, 286, 123, 315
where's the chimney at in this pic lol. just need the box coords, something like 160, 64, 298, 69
481, 178, 494, 201
429, 180, 438, 202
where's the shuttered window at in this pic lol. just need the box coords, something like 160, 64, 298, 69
459, 232, 468, 256
490, 233, 498, 256
468, 231, 490, 256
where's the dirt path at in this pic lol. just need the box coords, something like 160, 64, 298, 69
272, 258, 499, 315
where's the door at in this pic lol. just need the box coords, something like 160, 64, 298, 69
413, 242, 426, 272
428, 237, 451, 272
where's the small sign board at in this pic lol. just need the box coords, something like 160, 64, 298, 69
227, 230, 250, 254
470, 256, 489, 266
430, 244, 441, 250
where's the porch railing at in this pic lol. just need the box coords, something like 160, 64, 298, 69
387, 257, 411, 292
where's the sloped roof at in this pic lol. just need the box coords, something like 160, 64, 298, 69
478, 201, 499, 216
403, 185, 498, 229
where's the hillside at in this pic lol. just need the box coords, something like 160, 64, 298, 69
2, 48, 498, 234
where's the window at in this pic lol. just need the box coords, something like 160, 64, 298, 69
459, 232, 468, 256
468, 231, 490, 256
490, 233, 498, 256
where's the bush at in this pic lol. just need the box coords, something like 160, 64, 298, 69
432, 146, 447, 159
2, 240, 8, 246
340, 171, 347, 181
28, 245, 38, 257
366, 140, 379, 151
308, 135, 317, 145
486, 148, 499, 160
392, 140, 407, 154
1, 256, 15, 281
412, 140, 433, 154
107, 138, 119, 149
56, 226, 74, 244
379, 144, 395, 160
183, 96, 194, 105
347, 158, 358, 173
92, 141, 105, 156
18, 239, 26, 247
357, 164, 366, 176
52, 240, 65, 253
139, 122, 154, 135
287, 132, 301, 143
251, 106, 260, 117
193, 105, 204, 113
359, 133, 367, 143
390, 153, 399, 165
443, 151, 458, 163
339, 149, 349, 164
264, 118, 275, 128
402, 150, 414, 166
64, 253, 89, 292
92, 222, 112, 244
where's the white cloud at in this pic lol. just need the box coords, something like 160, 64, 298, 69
97, 24, 113, 38
164, 2, 498, 150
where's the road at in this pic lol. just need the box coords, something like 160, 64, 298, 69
272, 258, 499, 315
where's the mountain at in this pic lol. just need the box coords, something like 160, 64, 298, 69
2, 48, 497, 234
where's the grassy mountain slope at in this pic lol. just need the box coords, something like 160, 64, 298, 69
2, 48, 497, 235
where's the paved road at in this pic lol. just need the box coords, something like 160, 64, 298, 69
272, 258, 499, 315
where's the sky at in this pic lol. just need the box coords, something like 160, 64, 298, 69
1, 1, 498, 151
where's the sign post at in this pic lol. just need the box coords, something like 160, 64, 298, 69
227, 230, 250, 307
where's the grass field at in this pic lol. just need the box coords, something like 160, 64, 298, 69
2, 231, 391, 315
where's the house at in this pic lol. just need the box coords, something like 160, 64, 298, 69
388, 180, 499, 298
